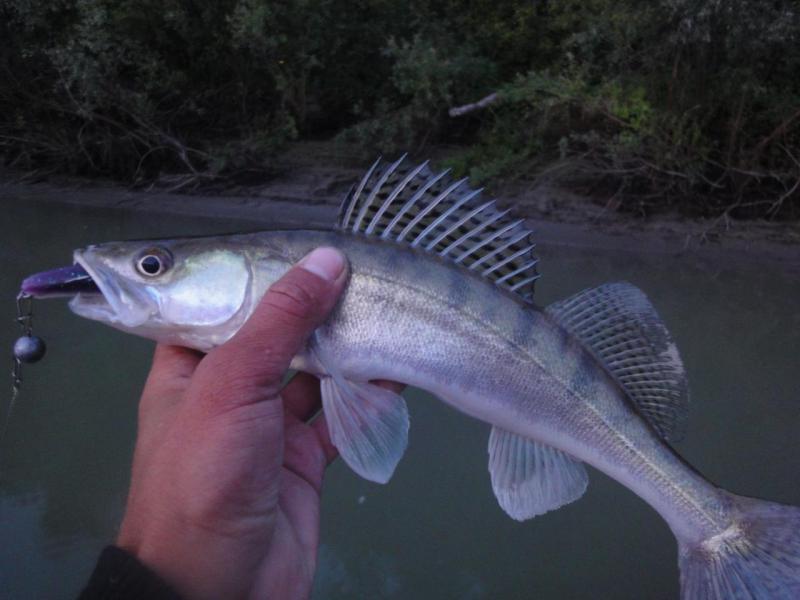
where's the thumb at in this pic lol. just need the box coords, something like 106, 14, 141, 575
194, 246, 348, 412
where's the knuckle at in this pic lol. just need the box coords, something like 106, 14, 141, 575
222, 368, 283, 402
263, 277, 319, 322
192, 349, 285, 410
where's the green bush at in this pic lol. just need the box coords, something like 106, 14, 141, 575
0, 0, 403, 182
1, 0, 798, 216
337, 33, 496, 154
436, 0, 800, 217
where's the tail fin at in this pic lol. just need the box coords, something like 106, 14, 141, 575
678, 493, 800, 599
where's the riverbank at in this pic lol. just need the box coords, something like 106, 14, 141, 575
1, 160, 798, 275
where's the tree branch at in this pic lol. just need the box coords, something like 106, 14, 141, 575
448, 92, 499, 117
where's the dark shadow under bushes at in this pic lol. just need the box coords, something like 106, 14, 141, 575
1, 0, 799, 218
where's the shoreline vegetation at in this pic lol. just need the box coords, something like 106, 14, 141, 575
2, 1, 799, 222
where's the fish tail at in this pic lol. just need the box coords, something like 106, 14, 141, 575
678, 492, 800, 599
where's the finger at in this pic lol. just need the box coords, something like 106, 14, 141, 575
282, 372, 322, 421
283, 375, 404, 423
283, 377, 404, 471
310, 414, 339, 464
372, 379, 406, 395
306, 380, 403, 465
140, 344, 203, 410
194, 247, 348, 412
148, 344, 203, 384
135, 345, 203, 448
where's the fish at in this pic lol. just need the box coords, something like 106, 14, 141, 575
21, 156, 800, 599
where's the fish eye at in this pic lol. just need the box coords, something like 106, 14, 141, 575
135, 248, 172, 277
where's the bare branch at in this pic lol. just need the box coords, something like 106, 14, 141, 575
751, 106, 800, 161
449, 92, 499, 118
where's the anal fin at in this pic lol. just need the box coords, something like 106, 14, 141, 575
488, 427, 588, 521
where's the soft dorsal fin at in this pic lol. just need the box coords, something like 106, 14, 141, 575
337, 156, 540, 302
546, 282, 689, 442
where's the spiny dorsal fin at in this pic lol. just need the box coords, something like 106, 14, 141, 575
546, 282, 689, 442
337, 156, 540, 302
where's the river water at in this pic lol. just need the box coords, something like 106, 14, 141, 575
1, 200, 798, 599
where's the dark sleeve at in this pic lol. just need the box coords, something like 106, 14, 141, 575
78, 546, 183, 600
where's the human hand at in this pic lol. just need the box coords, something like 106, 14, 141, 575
116, 247, 378, 599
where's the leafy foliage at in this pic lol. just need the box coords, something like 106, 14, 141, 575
1, 0, 798, 215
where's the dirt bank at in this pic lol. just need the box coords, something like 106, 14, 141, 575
2, 159, 798, 275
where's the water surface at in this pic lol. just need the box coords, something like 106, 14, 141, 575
1, 201, 798, 599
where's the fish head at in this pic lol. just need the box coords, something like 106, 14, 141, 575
69, 238, 259, 347
21, 235, 292, 350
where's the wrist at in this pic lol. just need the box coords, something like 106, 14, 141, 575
79, 546, 183, 600
117, 511, 256, 600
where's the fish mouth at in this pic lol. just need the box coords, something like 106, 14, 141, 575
21, 252, 155, 328
69, 251, 155, 328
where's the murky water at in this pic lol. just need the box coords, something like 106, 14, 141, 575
1, 201, 798, 599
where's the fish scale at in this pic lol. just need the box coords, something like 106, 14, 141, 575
308, 234, 725, 534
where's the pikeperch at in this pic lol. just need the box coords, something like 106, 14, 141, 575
21, 157, 800, 598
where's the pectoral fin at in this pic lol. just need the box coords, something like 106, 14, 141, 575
320, 376, 409, 484
488, 427, 588, 521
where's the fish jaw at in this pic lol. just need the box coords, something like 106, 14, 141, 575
70, 248, 158, 328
